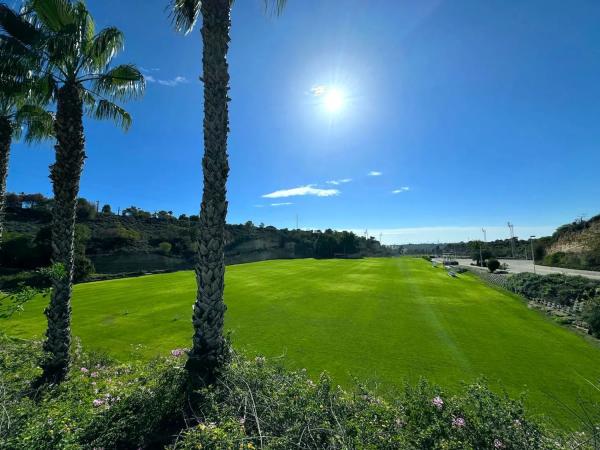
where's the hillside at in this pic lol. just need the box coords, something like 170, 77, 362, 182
0, 193, 385, 283
541, 215, 600, 270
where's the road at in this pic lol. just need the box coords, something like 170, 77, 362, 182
451, 258, 600, 280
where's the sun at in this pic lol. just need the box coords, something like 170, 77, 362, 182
323, 88, 345, 113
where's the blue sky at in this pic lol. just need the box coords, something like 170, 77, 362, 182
7, 0, 600, 243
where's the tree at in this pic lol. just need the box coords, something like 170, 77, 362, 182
157, 241, 172, 255
0, 16, 53, 243
170, 0, 286, 384
76, 198, 96, 220
0, 0, 145, 382
101, 204, 112, 215
487, 258, 500, 273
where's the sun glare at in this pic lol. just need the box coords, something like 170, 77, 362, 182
323, 88, 345, 113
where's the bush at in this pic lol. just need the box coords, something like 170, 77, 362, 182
0, 336, 572, 449
506, 272, 599, 306
584, 296, 600, 338
157, 241, 172, 256
487, 259, 500, 273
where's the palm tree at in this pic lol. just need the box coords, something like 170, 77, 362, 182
171, 0, 286, 384
0, 38, 54, 244
0, 0, 144, 383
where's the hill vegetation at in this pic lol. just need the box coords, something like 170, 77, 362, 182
0, 192, 384, 287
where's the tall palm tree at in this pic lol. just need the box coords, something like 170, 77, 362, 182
0, 38, 54, 244
171, 0, 286, 384
0, 0, 144, 383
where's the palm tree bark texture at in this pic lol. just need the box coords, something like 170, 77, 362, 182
43, 82, 85, 383
186, 0, 231, 385
0, 116, 12, 244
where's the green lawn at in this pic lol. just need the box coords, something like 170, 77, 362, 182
2, 257, 600, 427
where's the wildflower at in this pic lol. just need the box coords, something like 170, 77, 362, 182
80, 367, 89, 373
92, 399, 104, 407
513, 419, 521, 427
255, 356, 265, 365
431, 396, 444, 410
239, 417, 246, 425
452, 417, 466, 428
494, 439, 504, 449
395, 418, 405, 428
171, 349, 185, 357
90, 372, 99, 378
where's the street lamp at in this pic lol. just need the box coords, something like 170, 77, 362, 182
529, 235, 536, 274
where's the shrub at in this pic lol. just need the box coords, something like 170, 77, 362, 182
506, 272, 599, 306
0, 336, 577, 449
157, 241, 172, 256
584, 296, 600, 338
487, 259, 500, 273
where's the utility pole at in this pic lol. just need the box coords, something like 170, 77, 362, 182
482, 228, 487, 243
296, 214, 299, 230
96, 200, 99, 213
530, 235, 536, 274
507, 222, 516, 258
479, 241, 484, 267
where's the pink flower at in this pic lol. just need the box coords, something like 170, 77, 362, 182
452, 417, 466, 428
171, 349, 185, 357
431, 396, 444, 410
80, 367, 89, 373
494, 439, 504, 449
90, 372, 99, 378
92, 399, 104, 407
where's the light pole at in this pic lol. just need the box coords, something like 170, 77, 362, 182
530, 235, 536, 274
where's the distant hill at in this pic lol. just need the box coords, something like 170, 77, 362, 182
540, 215, 600, 271
0, 193, 385, 284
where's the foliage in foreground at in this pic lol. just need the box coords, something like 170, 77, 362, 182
0, 333, 595, 449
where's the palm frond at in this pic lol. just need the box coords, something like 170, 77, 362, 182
91, 64, 145, 101
170, 0, 200, 35
84, 27, 124, 71
14, 104, 54, 143
0, 3, 42, 45
30, 0, 76, 32
88, 98, 131, 131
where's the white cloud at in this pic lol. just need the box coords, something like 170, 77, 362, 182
262, 185, 340, 198
157, 76, 188, 87
145, 74, 189, 87
392, 187, 410, 194
271, 202, 293, 207
326, 178, 352, 185
140, 66, 160, 73
368, 171, 382, 176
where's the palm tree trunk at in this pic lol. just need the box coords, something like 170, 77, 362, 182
42, 82, 85, 383
186, 0, 231, 385
0, 116, 12, 245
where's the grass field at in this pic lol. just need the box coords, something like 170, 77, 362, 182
2, 257, 600, 427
